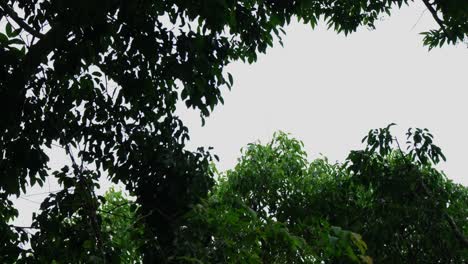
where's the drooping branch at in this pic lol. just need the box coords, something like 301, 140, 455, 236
0, 2, 43, 39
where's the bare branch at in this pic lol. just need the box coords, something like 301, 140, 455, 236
8, 224, 39, 230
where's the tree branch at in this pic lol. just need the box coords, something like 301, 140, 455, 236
421, 0, 450, 37
0, 2, 43, 39
445, 213, 468, 248
419, 179, 468, 248
8, 224, 39, 230
394, 138, 468, 248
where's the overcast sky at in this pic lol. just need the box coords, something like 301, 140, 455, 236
181, 2, 468, 185
12, 2, 467, 227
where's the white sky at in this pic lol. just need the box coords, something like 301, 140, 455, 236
11, 2, 467, 227
182, 2, 468, 185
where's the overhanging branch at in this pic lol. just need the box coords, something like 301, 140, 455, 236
0, 2, 44, 39
421, 0, 450, 36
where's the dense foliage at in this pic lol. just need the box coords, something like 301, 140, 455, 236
25, 187, 144, 263
62, 127, 467, 263
343, 125, 468, 262
177, 127, 467, 263
177, 133, 372, 263
1, 0, 467, 262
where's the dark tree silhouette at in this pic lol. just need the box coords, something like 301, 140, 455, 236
0, 0, 467, 262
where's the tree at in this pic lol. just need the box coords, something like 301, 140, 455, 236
1, 0, 467, 262
16, 187, 144, 263
10, 128, 466, 263
188, 128, 465, 263
343, 125, 468, 262
176, 133, 372, 263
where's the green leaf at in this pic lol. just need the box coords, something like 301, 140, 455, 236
0, 33, 8, 44
83, 240, 93, 249
8, 38, 24, 45
6, 23, 13, 37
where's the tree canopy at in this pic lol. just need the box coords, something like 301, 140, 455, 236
1, 0, 467, 263
44, 127, 467, 263
176, 127, 467, 263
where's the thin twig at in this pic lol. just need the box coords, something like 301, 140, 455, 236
19, 196, 41, 204
411, 9, 427, 31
